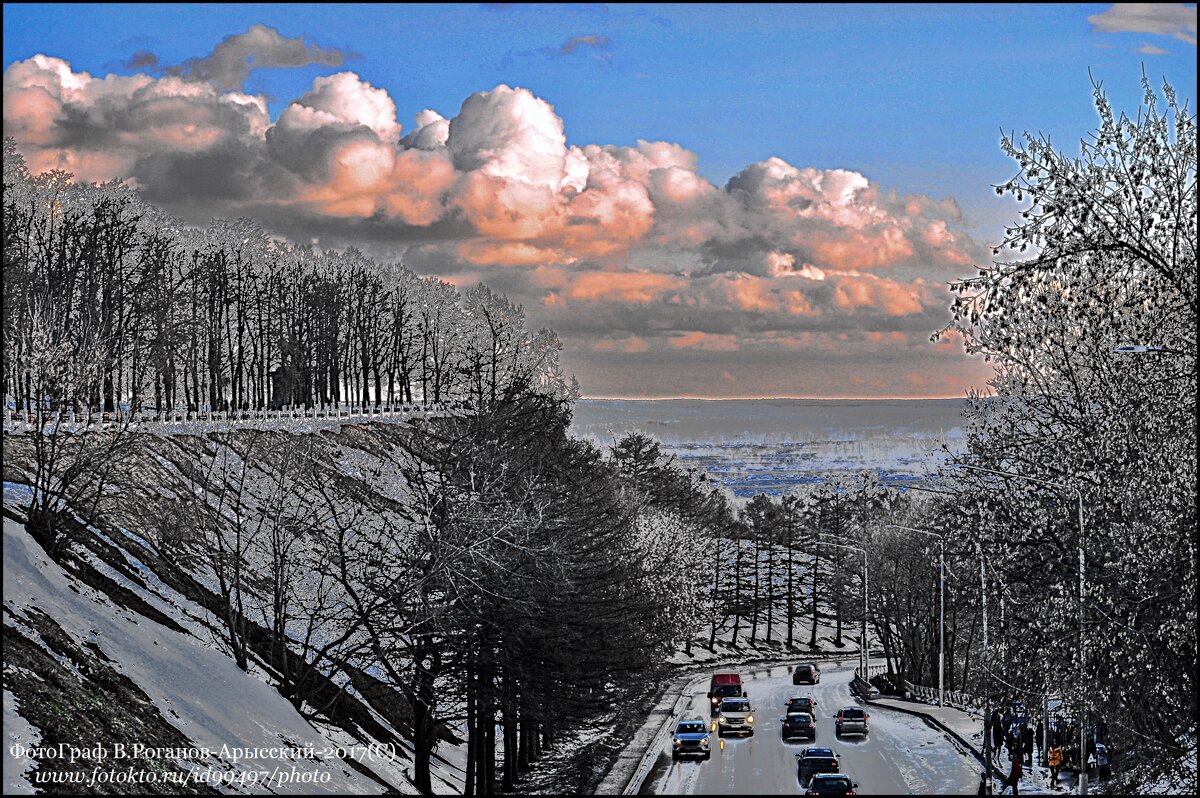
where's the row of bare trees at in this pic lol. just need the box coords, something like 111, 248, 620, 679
2, 139, 574, 419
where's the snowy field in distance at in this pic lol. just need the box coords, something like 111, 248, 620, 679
570, 399, 969, 499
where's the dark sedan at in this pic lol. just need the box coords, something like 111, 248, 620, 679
797, 746, 841, 787
793, 663, 821, 685
805, 773, 859, 795
781, 711, 817, 741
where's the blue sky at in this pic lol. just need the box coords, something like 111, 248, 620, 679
5, 3, 1194, 231
3, 3, 1196, 397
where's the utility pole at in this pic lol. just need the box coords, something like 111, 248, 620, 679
981, 539, 992, 795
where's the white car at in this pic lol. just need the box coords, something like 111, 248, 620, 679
716, 697, 755, 737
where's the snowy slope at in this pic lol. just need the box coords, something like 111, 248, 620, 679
2, 517, 416, 794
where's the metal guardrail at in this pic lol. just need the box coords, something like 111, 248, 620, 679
902, 679, 986, 710
1, 402, 473, 434
853, 661, 887, 698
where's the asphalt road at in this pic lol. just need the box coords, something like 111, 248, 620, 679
643, 661, 981, 795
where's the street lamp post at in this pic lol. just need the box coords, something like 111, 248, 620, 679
979, 536, 991, 793
886, 524, 945, 709
959, 463, 1088, 797
814, 538, 870, 681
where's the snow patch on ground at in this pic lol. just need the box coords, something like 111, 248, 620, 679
2, 517, 403, 794
2, 690, 40, 795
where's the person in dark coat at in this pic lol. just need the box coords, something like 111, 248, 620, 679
1006, 730, 1020, 763
977, 770, 990, 795
991, 713, 1005, 760
1096, 743, 1111, 780
1022, 724, 1034, 766
1035, 720, 1045, 764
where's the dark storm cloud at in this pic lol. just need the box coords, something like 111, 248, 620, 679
122, 50, 162, 70
169, 24, 356, 91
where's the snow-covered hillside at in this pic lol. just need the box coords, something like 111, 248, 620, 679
1, 419, 473, 795
2, 508, 468, 794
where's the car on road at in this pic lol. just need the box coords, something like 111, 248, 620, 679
780, 711, 817, 741
804, 773, 859, 795
793, 663, 821, 684
796, 746, 841, 786
834, 706, 869, 737
671, 719, 712, 760
716, 697, 756, 737
787, 695, 819, 717
708, 673, 744, 715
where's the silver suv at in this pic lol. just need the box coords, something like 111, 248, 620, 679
834, 706, 869, 737
716, 697, 756, 737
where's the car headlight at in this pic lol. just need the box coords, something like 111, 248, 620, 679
700, 738, 709, 747
747, 715, 755, 724
718, 716, 727, 724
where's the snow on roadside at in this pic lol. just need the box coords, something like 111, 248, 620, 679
2, 517, 406, 794
3, 689, 40, 795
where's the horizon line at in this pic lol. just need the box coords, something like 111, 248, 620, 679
577, 394, 973, 401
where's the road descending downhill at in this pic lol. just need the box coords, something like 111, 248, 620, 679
644, 661, 981, 795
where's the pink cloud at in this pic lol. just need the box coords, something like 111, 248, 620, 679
1, 49, 993, 398
592, 336, 649, 353
782, 288, 817, 316
832, 274, 924, 316
669, 332, 740, 351
720, 274, 778, 313
564, 271, 685, 303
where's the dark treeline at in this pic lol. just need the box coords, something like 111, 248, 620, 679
2, 139, 572, 417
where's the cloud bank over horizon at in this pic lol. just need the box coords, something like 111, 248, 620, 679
2, 25, 995, 398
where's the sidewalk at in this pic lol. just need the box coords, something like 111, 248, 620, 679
866, 694, 1077, 795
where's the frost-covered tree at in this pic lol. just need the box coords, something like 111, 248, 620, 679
942, 74, 1196, 784
1, 296, 140, 552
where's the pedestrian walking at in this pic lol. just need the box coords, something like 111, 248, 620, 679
977, 770, 990, 795
1048, 744, 1063, 785
1022, 724, 1034, 766
999, 756, 1023, 795
992, 714, 1005, 760
1097, 743, 1111, 780
1036, 719, 1045, 764
1006, 730, 1019, 763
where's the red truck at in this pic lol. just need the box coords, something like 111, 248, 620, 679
707, 673, 745, 716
